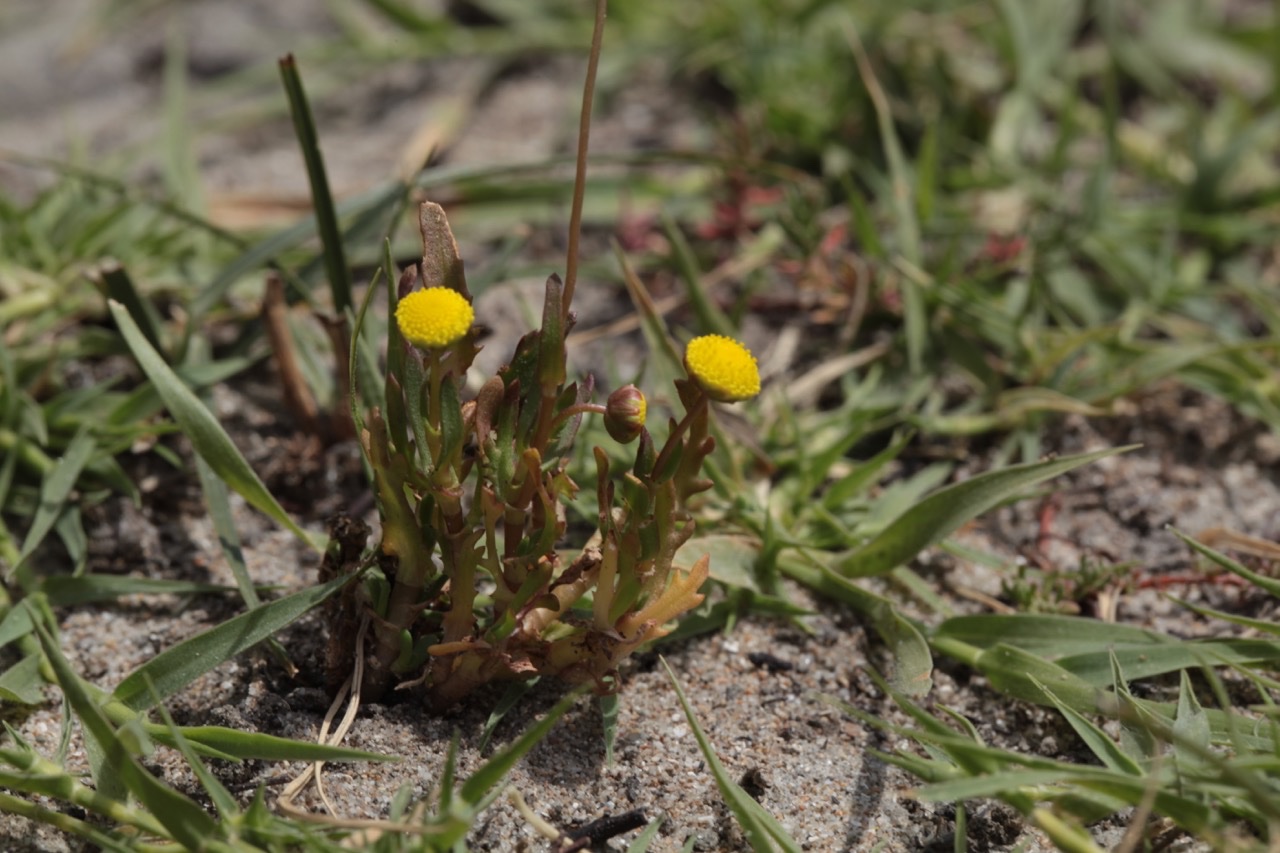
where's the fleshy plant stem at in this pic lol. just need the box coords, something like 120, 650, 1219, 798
551, 402, 607, 431
425, 349, 444, 461
651, 391, 709, 478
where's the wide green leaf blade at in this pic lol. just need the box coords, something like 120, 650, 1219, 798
934, 613, 1168, 657
0, 603, 35, 649
815, 563, 932, 696
836, 446, 1135, 578
1056, 639, 1280, 686
112, 571, 352, 710
0, 654, 44, 704
974, 643, 1102, 714
107, 299, 317, 548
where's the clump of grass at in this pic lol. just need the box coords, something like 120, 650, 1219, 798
825, 532, 1280, 850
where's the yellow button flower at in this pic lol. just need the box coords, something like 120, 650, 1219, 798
396, 287, 474, 350
684, 334, 760, 402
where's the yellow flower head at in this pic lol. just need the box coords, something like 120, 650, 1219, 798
396, 287, 474, 350
684, 334, 760, 402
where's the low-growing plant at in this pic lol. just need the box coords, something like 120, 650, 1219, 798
343, 202, 762, 707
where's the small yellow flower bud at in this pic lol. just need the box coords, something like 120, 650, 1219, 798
395, 287, 474, 350
604, 385, 647, 443
684, 334, 760, 402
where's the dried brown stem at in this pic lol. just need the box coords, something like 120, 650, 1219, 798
263, 273, 320, 434
318, 312, 356, 441
561, 0, 608, 316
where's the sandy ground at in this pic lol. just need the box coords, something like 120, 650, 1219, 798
11, 375, 1276, 852
4, 1, 1280, 851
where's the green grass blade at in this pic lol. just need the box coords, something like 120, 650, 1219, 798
438, 732, 459, 811
1170, 595, 1280, 637
139, 722, 393, 764
111, 571, 353, 710
662, 657, 802, 853
350, 252, 386, 426
278, 54, 352, 314
790, 557, 932, 696
626, 816, 665, 852
28, 606, 221, 849
161, 21, 203, 213
108, 299, 316, 548
821, 429, 912, 512
1173, 670, 1210, 774
0, 789, 138, 852
613, 241, 684, 385
195, 453, 296, 670
40, 575, 238, 606
0, 603, 35, 649
835, 446, 1136, 578
661, 213, 734, 338
194, 456, 261, 609
478, 679, 539, 754
0, 654, 45, 704
1177, 528, 1280, 598
191, 216, 316, 318
915, 765, 1207, 830
600, 692, 620, 766
458, 687, 583, 806
53, 504, 87, 576
10, 426, 96, 582
360, 0, 446, 32
844, 20, 923, 372
1033, 676, 1143, 775
93, 262, 165, 357
150, 694, 239, 820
